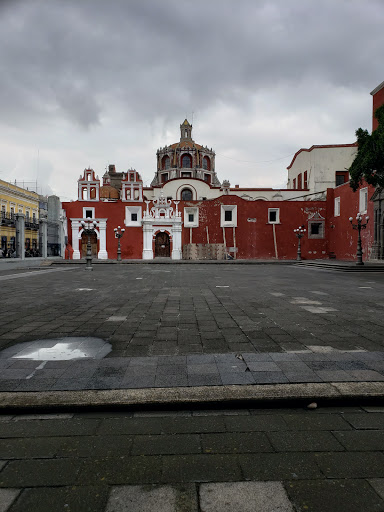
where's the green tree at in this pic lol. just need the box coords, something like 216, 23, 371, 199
349, 104, 384, 191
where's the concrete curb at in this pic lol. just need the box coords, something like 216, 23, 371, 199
1, 382, 384, 411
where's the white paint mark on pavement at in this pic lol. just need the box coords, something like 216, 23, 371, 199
290, 297, 322, 305
359, 286, 373, 289
76, 288, 93, 291
270, 292, 285, 297
301, 306, 338, 313
26, 360, 47, 379
310, 291, 329, 295
0, 267, 79, 281
216, 285, 229, 288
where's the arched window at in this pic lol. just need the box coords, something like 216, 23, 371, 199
203, 156, 211, 171
181, 188, 193, 201
162, 156, 170, 170
181, 154, 192, 168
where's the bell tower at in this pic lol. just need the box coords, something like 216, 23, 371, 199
180, 119, 192, 141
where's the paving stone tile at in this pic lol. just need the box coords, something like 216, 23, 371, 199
220, 372, 255, 385
239, 452, 323, 480
0, 437, 63, 459
56, 435, 133, 457
242, 353, 273, 362
0, 380, 20, 392
343, 413, 384, 430
315, 370, 356, 382
156, 365, 187, 376
268, 431, 344, 452
284, 372, 323, 383
334, 430, 384, 451
316, 452, 384, 478
246, 361, 281, 371
187, 375, 222, 386
224, 415, 288, 432
187, 364, 218, 375
132, 434, 201, 455
0, 458, 82, 487
252, 371, 289, 383
346, 370, 384, 381
162, 454, 241, 483
154, 375, 188, 387
216, 363, 247, 373
0, 419, 100, 438
285, 479, 384, 512
201, 432, 273, 454
9, 486, 109, 512
282, 414, 352, 431
306, 361, 342, 371
186, 354, 216, 364
270, 353, 301, 361
78, 456, 163, 485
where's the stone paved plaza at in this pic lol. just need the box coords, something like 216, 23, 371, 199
0, 406, 384, 511
0, 263, 384, 391
1, 263, 384, 511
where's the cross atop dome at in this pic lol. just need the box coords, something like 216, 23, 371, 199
180, 119, 192, 141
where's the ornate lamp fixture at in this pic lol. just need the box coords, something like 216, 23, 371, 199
349, 213, 369, 265
294, 225, 306, 261
114, 226, 125, 262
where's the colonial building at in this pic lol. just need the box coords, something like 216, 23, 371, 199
61, 80, 384, 263
0, 180, 40, 256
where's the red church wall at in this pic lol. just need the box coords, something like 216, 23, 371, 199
181, 196, 327, 260
62, 200, 143, 259
372, 87, 384, 131
326, 181, 374, 261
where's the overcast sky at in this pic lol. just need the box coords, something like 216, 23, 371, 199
0, 0, 382, 200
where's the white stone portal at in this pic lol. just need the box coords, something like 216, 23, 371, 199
142, 192, 182, 260
70, 218, 108, 260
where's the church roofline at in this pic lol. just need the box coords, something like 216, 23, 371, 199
371, 80, 384, 96
287, 143, 358, 170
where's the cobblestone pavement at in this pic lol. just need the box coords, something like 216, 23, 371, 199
0, 405, 384, 511
1, 264, 384, 391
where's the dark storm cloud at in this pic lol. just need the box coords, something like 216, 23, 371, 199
1, 0, 382, 128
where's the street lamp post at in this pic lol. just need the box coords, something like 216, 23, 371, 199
294, 225, 306, 261
114, 226, 125, 262
81, 219, 97, 271
349, 213, 369, 265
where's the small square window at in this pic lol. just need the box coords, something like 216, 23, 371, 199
184, 207, 199, 227
268, 208, 280, 224
131, 213, 138, 222
308, 221, 324, 239
85, 210, 93, 218
225, 210, 232, 222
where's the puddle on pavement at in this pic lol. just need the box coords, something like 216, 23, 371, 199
1, 337, 111, 360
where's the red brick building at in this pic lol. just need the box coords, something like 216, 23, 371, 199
62, 84, 383, 262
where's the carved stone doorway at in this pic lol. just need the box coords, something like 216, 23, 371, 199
155, 232, 170, 257
81, 232, 98, 258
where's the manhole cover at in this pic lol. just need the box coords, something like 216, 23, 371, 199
1, 337, 111, 361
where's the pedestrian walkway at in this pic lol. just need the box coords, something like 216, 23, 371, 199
1, 406, 384, 511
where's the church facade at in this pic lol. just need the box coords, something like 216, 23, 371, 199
62, 86, 383, 262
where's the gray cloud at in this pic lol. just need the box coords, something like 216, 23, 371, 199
0, 0, 382, 196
